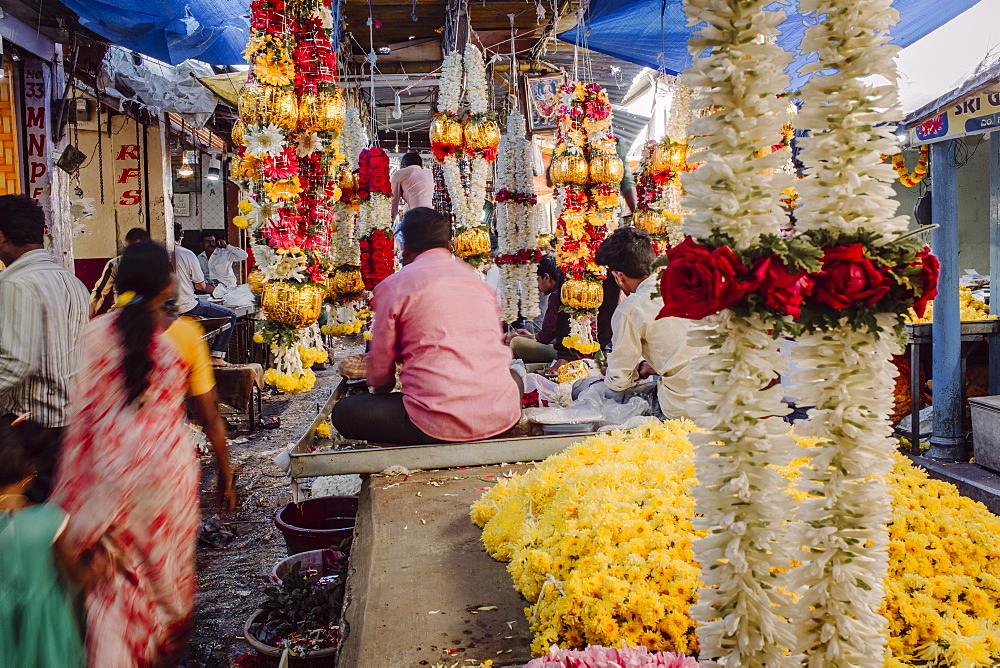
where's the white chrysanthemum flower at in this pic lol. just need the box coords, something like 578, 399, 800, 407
262, 254, 308, 282
243, 123, 286, 157
296, 132, 326, 158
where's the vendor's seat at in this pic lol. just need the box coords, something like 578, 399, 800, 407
213, 363, 264, 433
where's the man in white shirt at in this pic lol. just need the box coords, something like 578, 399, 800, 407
594, 226, 700, 419
0, 194, 89, 500
174, 224, 236, 364
197, 231, 249, 289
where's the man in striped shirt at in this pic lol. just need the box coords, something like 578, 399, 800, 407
88, 226, 150, 316
0, 194, 89, 500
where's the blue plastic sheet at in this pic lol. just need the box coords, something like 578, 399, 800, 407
558, 0, 985, 91
61, 0, 250, 65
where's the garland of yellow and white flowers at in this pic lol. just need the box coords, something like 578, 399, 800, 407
322, 107, 368, 337
552, 82, 620, 355
675, 1, 800, 665
884, 144, 929, 187
436, 45, 493, 266
786, 0, 910, 664
494, 111, 541, 323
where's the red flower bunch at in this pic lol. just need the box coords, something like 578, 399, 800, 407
495, 249, 542, 266
911, 247, 940, 318
360, 228, 395, 289
751, 255, 814, 319
292, 36, 337, 91
262, 147, 299, 180
494, 189, 538, 205
810, 244, 889, 309
657, 237, 758, 320
431, 144, 460, 162
477, 146, 498, 163
358, 148, 391, 198
249, 0, 287, 33
521, 389, 539, 408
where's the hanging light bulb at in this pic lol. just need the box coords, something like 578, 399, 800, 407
392, 92, 403, 120
177, 150, 195, 178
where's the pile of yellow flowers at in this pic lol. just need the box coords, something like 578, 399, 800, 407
321, 319, 365, 336
472, 421, 701, 657
906, 285, 996, 324
298, 346, 329, 368
314, 421, 332, 439
262, 368, 316, 394
472, 421, 1000, 666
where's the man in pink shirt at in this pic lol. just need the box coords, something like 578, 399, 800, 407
390, 153, 435, 220
332, 207, 522, 444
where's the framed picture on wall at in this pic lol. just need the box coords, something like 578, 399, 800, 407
173, 193, 191, 217
527, 75, 564, 132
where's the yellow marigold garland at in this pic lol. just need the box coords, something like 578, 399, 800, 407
885, 145, 929, 187
473, 421, 1000, 666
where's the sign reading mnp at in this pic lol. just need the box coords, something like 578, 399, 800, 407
910, 89, 1000, 145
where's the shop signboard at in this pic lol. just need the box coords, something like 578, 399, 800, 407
909, 87, 1000, 145
22, 58, 51, 207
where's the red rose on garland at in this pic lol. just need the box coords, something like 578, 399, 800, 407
810, 243, 890, 310
751, 256, 814, 319
911, 247, 940, 318
657, 237, 757, 320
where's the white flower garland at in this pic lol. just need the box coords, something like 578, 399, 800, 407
787, 1, 906, 664
495, 112, 541, 321
357, 192, 392, 239
464, 45, 489, 114
341, 108, 369, 170
679, 0, 799, 665
438, 49, 464, 112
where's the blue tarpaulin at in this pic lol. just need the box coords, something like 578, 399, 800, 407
558, 0, 985, 90
61, 0, 250, 65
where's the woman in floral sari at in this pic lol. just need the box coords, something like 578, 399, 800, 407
51, 241, 236, 667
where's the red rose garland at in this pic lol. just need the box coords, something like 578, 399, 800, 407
657, 236, 940, 327
357, 147, 395, 290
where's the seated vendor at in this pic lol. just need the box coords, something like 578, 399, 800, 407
590, 227, 699, 419
331, 207, 522, 445
508, 255, 562, 364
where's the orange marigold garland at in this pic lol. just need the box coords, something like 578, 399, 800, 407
884, 144, 929, 187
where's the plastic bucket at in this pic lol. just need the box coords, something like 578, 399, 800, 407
270, 548, 345, 584
274, 496, 359, 555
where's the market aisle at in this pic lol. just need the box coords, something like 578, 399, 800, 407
182, 352, 348, 667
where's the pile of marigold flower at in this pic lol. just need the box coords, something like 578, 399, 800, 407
472, 421, 1000, 666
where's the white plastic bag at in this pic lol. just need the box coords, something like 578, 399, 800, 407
223, 284, 256, 307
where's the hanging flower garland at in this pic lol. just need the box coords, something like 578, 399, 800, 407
653, 2, 805, 665
494, 111, 542, 322
431, 45, 497, 267
356, 147, 395, 291
780, 1, 938, 665
322, 107, 370, 337
632, 78, 696, 250
884, 144, 929, 187
235, 0, 345, 392
550, 81, 621, 355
